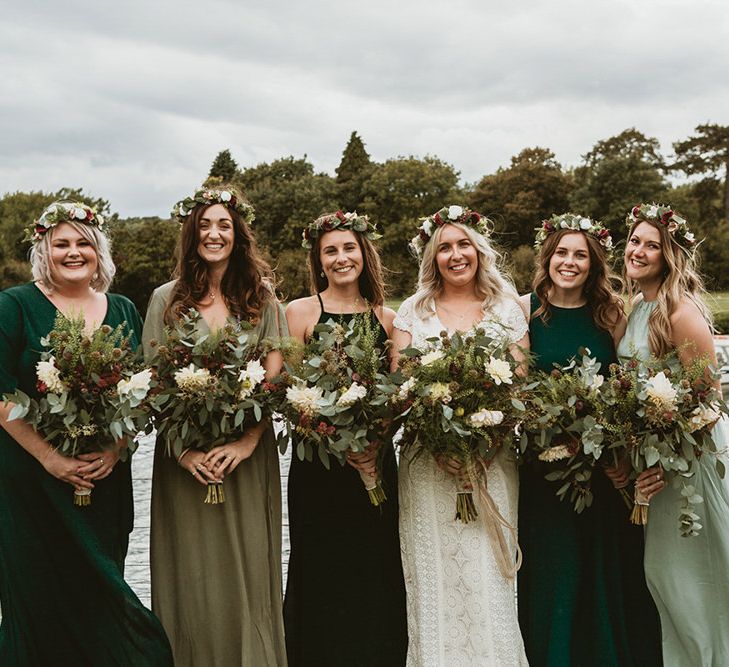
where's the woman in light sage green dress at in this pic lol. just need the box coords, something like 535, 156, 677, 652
619, 202, 729, 666
142, 186, 288, 667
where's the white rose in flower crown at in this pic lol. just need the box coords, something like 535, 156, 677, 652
485, 356, 513, 385
174, 364, 212, 393
36, 357, 67, 394
73, 207, 87, 220
422, 219, 434, 237
286, 385, 323, 416
468, 409, 504, 427
579, 218, 592, 230
689, 404, 721, 432
645, 371, 677, 408
447, 205, 463, 220
337, 382, 368, 407
420, 349, 444, 366
427, 382, 452, 403
117, 368, 153, 398
220, 190, 232, 202
560, 220, 569, 229
648, 205, 658, 217
684, 232, 695, 243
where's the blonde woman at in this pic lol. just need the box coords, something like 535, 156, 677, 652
619, 203, 729, 666
391, 205, 529, 666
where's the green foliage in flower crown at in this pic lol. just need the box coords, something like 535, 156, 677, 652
3, 312, 151, 457
389, 327, 525, 481
147, 309, 269, 457
270, 312, 392, 469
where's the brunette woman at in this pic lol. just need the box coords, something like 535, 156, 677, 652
142, 186, 287, 667
517, 213, 661, 667
283, 211, 407, 667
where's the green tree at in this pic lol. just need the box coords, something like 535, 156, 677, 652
673, 124, 729, 223
335, 131, 374, 211
570, 129, 668, 237
208, 149, 239, 183
360, 156, 463, 295
109, 217, 179, 316
469, 147, 573, 248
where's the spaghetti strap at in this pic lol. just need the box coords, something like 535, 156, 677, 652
316, 292, 324, 315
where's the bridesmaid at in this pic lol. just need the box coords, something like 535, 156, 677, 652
0, 201, 172, 665
283, 211, 407, 666
142, 185, 287, 666
620, 202, 729, 666
517, 213, 661, 667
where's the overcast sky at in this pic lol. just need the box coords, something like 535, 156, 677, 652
1, 0, 727, 218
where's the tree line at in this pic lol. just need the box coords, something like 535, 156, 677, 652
1, 123, 728, 316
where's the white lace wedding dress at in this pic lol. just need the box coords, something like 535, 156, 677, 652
394, 295, 529, 667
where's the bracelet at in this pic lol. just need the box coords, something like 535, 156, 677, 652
177, 448, 191, 465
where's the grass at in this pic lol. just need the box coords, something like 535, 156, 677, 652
707, 292, 729, 317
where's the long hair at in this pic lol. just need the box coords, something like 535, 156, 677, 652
307, 229, 386, 306
411, 222, 519, 317
624, 219, 712, 357
164, 202, 273, 325
532, 229, 623, 331
30, 220, 115, 293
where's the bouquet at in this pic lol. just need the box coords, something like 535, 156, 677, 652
521, 350, 615, 513
390, 328, 525, 523
4, 313, 153, 506
147, 310, 270, 504
602, 353, 727, 536
271, 314, 391, 505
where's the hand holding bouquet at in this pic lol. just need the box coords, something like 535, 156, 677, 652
4, 313, 153, 506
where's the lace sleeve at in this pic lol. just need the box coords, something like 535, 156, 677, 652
502, 299, 529, 345
393, 295, 416, 334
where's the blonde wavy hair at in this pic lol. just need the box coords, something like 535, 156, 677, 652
411, 222, 519, 317
625, 219, 712, 357
30, 221, 115, 293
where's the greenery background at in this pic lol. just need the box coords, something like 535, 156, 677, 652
2, 124, 728, 326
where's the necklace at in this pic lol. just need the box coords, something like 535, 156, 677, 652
436, 299, 483, 323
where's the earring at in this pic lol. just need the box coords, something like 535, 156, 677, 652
320, 271, 325, 278
92, 272, 99, 281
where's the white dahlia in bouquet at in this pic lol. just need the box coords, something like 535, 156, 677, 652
270, 313, 392, 506
4, 313, 153, 506
146, 310, 271, 504
388, 328, 526, 523
602, 353, 728, 536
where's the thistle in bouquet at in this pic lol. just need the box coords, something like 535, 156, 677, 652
4, 313, 152, 506
147, 309, 270, 504
602, 353, 728, 535
271, 313, 392, 506
390, 327, 525, 523
521, 350, 612, 513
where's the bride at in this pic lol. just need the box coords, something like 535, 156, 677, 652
391, 205, 529, 666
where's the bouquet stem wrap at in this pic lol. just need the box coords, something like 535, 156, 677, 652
358, 470, 387, 506
475, 461, 522, 581
630, 487, 650, 525
73, 488, 92, 507
205, 482, 226, 505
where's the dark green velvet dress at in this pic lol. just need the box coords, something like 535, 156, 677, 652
283, 305, 408, 667
518, 294, 661, 667
0, 283, 172, 666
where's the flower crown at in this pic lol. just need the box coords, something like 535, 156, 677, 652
534, 213, 613, 252
301, 210, 380, 250
172, 186, 255, 225
26, 201, 106, 243
626, 203, 696, 248
409, 205, 491, 259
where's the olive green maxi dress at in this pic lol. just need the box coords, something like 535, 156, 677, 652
0, 282, 173, 666
518, 294, 662, 667
143, 280, 288, 667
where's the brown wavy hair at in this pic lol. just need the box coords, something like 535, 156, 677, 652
164, 198, 273, 325
533, 228, 623, 331
624, 219, 712, 357
307, 226, 386, 306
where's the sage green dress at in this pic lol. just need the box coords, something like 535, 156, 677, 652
518, 294, 661, 667
143, 280, 288, 667
0, 282, 172, 666
618, 298, 729, 666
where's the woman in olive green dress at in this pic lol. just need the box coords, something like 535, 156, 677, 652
143, 186, 287, 667
517, 214, 661, 667
0, 201, 172, 665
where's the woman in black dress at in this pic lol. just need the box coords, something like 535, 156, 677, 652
283, 211, 407, 666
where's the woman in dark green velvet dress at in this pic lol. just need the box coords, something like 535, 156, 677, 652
0, 202, 172, 666
283, 212, 407, 667
517, 215, 661, 667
